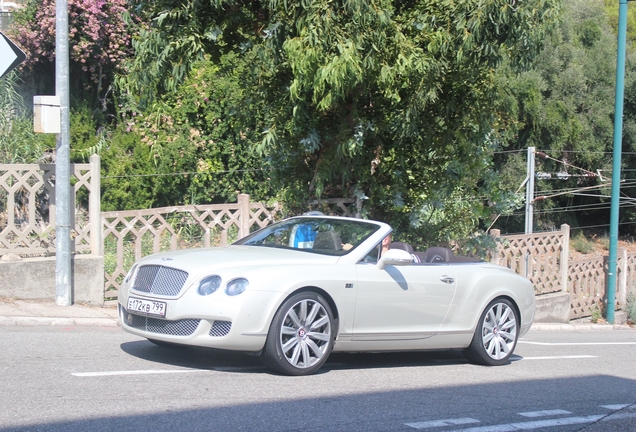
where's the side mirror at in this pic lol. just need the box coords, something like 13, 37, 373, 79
377, 249, 413, 270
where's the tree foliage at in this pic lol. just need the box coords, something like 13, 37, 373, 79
259, 0, 559, 243
102, 51, 271, 210
493, 0, 636, 233
0, 72, 50, 164
116, 0, 560, 244
118, 0, 265, 107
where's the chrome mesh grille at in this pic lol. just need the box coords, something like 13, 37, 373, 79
209, 320, 232, 337
122, 308, 200, 336
132, 265, 189, 297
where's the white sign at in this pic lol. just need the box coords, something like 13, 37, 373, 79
0, 31, 26, 79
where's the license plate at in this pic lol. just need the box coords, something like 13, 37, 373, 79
127, 297, 167, 318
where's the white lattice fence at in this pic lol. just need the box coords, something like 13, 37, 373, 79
490, 225, 569, 295
102, 194, 281, 301
569, 256, 605, 320
0, 156, 100, 256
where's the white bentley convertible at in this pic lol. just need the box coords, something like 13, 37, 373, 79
119, 216, 535, 375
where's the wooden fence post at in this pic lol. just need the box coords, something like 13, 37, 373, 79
90, 154, 102, 255
560, 224, 570, 292
238, 193, 250, 239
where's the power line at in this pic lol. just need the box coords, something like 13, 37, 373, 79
494, 149, 636, 155
102, 168, 269, 179
502, 219, 636, 235
509, 197, 636, 216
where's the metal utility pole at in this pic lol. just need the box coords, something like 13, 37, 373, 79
607, 0, 630, 324
55, 0, 72, 306
525, 147, 535, 234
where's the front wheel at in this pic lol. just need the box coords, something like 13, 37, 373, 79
464, 298, 519, 366
261, 292, 334, 376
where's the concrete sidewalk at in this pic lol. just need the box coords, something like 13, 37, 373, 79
0, 297, 633, 330
0, 298, 119, 327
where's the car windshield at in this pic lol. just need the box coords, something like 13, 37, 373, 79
233, 218, 381, 256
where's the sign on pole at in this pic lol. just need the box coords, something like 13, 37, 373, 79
0, 31, 26, 78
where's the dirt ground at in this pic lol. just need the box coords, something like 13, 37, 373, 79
568, 237, 636, 261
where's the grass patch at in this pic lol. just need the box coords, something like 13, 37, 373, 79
571, 232, 594, 254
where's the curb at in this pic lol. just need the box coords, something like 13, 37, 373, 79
531, 323, 633, 331
0, 316, 119, 327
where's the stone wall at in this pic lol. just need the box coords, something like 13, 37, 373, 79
0, 255, 104, 305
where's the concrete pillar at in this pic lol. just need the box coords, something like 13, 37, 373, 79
238, 194, 250, 239
560, 224, 570, 292
90, 154, 101, 255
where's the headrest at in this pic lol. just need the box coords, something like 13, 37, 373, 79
390, 242, 414, 254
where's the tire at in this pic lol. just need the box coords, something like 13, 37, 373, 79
261, 291, 334, 376
464, 297, 519, 366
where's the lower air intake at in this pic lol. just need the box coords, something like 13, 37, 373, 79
122, 309, 200, 336
209, 320, 232, 337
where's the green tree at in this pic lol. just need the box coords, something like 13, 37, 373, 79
103, 51, 271, 210
117, 0, 560, 245
493, 0, 636, 234
256, 0, 559, 243
118, 0, 265, 107
0, 72, 51, 164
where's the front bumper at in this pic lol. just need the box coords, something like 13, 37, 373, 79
118, 286, 283, 352
119, 304, 268, 351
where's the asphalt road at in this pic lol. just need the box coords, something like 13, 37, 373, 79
1, 326, 635, 432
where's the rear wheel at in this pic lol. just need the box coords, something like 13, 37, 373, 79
261, 292, 334, 376
464, 298, 519, 366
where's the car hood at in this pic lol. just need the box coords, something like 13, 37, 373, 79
136, 245, 341, 274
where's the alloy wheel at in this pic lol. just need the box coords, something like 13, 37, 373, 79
279, 298, 332, 369
481, 301, 518, 360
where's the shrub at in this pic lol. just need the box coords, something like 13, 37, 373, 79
0, 72, 51, 164
571, 232, 594, 254
627, 291, 636, 324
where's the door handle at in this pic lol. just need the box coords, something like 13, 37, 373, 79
440, 275, 454, 284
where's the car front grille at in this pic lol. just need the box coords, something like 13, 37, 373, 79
132, 265, 189, 297
121, 308, 200, 336
209, 320, 232, 337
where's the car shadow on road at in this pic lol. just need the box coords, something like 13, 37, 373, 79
120, 339, 478, 375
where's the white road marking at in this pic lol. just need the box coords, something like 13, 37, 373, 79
601, 404, 632, 410
514, 355, 598, 360
519, 341, 636, 346
518, 409, 571, 418
448, 415, 603, 431
407, 404, 632, 431
405, 418, 480, 429
72, 365, 267, 377
72, 369, 209, 377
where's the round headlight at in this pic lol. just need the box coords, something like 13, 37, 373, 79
225, 278, 249, 296
197, 275, 222, 296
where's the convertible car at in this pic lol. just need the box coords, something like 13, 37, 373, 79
119, 215, 535, 375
